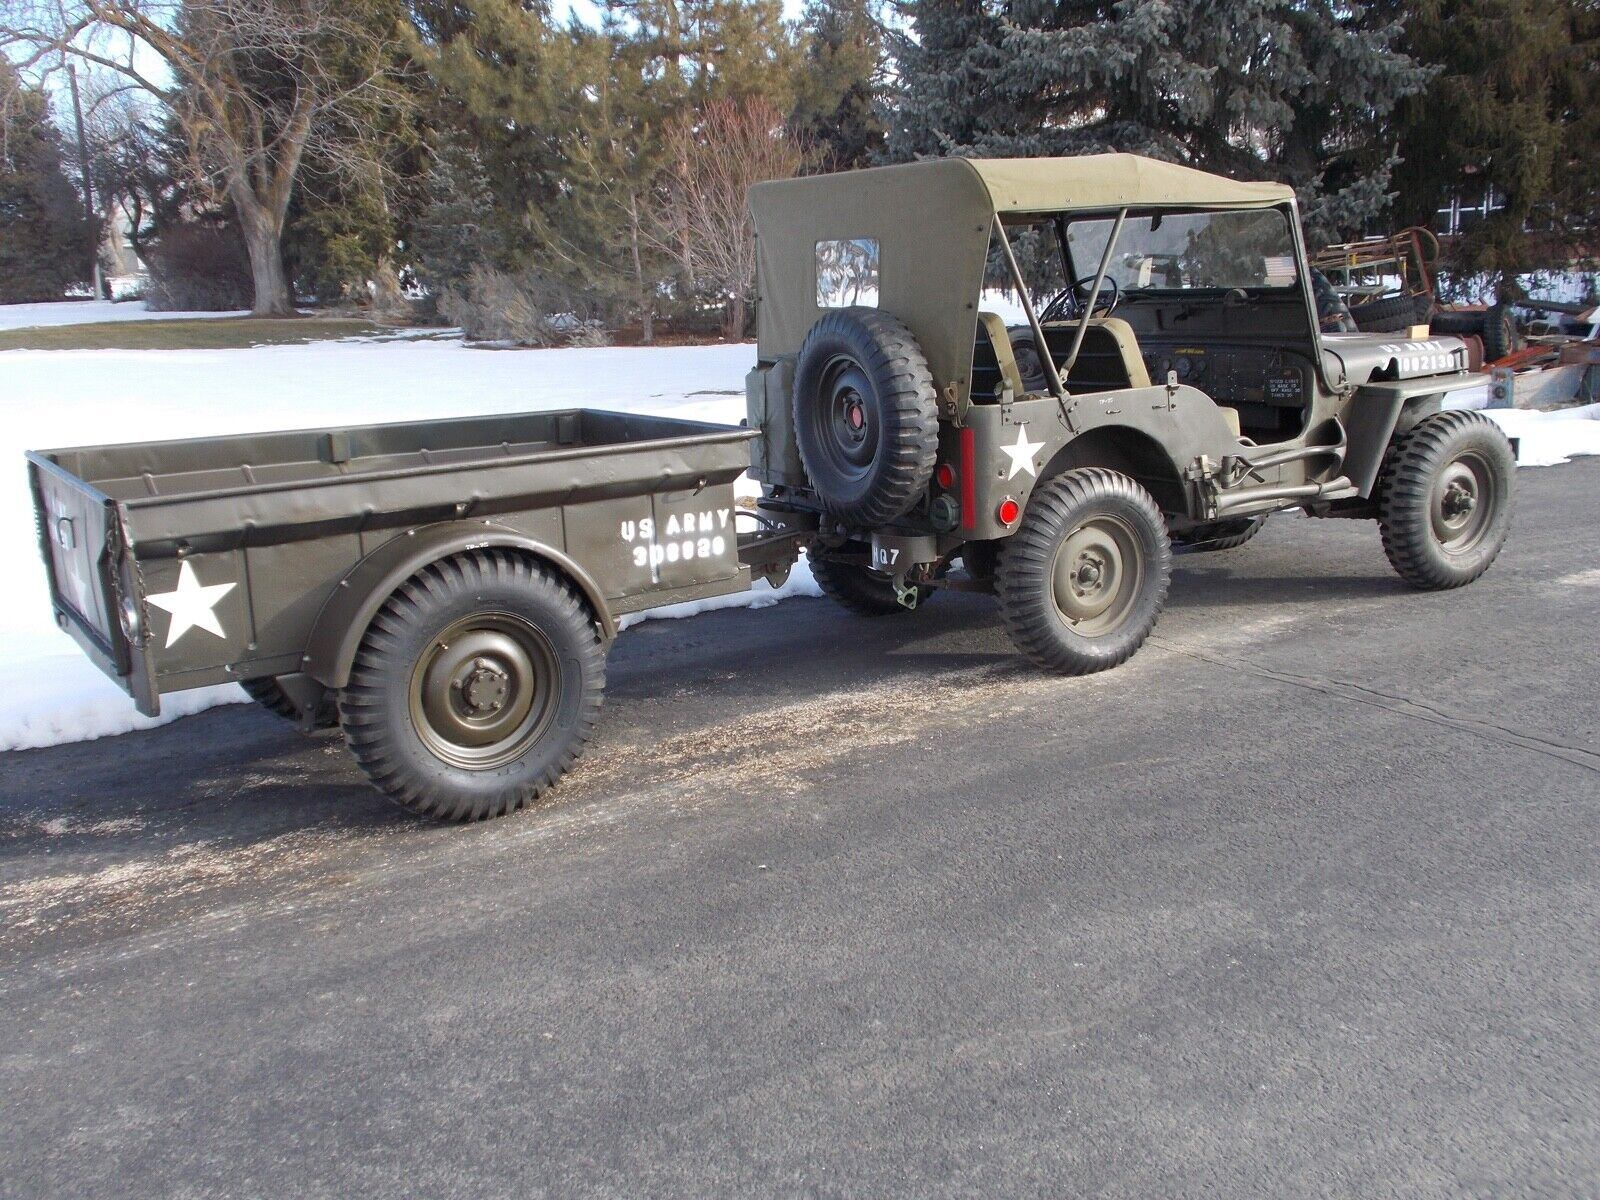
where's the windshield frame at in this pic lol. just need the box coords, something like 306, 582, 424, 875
1057, 204, 1305, 298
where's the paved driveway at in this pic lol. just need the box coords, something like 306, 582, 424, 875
3, 459, 1597, 1198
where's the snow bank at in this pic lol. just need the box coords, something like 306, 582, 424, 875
1, 332, 1595, 752
0, 300, 248, 332
1444, 387, 1600, 467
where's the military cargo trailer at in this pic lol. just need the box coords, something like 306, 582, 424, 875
28, 408, 782, 820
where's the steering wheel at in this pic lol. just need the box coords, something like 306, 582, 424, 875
1039, 274, 1121, 323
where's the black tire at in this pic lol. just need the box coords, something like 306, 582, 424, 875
793, 308, 939, 525
960, 539, 1002, 583
1480, 303, 1519, 362
1429, 308, 1483, 336
242, 676, 338, 728
1172, 516, 1265, 553
339, 550, 605, 821
808, 546, 931, 616
997, 468, 1172, 674
1350, 293, 1428, 333
1378, 411, 1514, 591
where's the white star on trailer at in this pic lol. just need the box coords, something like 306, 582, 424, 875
146, 561, 237, 648
1000, 423, 1046, 479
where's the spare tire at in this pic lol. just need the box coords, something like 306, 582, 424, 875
793, 307, 939, 526
1350, 293, 1428, 333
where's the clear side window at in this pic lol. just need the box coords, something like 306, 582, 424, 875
816, 238, 880, 308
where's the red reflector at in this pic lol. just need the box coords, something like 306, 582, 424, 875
934, 462, 957, 490
997, 498, 1020, 525
960, 428, 977, 530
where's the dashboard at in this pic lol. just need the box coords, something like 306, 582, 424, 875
1139, 343, 1314, 408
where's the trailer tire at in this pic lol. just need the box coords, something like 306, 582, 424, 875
1378, 411, 1514, 590
242, 677, 338, 729
792, 308, 939, 525
339, 550, 605, 821
997, 468, 1171, 675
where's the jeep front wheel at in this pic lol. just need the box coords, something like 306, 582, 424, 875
1378, 410, 1514, 590
997, 469, 1172, 674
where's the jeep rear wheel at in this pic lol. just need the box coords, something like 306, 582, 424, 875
809, 545, 933, 615
339, 550, 605, 821
1378, 411, 1514, 590
997, 468, 1172, 674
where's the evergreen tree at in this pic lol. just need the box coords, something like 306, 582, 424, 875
548, 20, 674, 340
0, 62, 97, 303
409, 0, 576, 265
885, 0, 1431, 244
790, 0, 886, 170
282, 0, 428, 303
411, 132, 505, 291
1388, 0, 1600, 282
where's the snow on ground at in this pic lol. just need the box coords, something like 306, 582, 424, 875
0, 300, 249, 332
0, 328, 1594, 752
0, 335, 820, 751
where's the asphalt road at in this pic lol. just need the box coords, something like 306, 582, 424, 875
3, 459, 1597, 1199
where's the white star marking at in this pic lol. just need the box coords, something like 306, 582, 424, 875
1000, 423, 1046, 480
146, 560, 236, 648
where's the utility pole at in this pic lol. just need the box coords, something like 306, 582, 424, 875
65, 63, 104, 301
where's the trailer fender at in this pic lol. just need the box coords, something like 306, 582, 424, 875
304, 521, 617, 691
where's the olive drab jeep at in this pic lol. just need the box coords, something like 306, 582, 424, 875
744, 154, 1514, 673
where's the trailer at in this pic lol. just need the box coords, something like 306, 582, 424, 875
28, 408, 803, 819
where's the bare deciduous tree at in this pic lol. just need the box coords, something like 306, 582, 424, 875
1, 0, 406, 315
650, 97, 808, 339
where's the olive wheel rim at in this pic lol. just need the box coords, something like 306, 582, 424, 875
1049, 514, 1145, 635
1431, 451, 1495, 555
805, 355, 882, 487
407, 612, 560, 770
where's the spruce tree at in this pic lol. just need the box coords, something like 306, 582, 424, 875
886, 0, 1431, 244
791, 0, 887, 170
1388, 0, 1599, 282
0, 62, 97, 303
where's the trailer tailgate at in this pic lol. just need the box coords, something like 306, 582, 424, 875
26, 452, 154, 710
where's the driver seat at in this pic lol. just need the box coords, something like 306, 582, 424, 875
1063, 318, 1151, 393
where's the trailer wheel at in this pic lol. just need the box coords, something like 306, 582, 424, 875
1378, 411, 1514, 590
241, 677, 338, 729
792, 307, 939, 525
997, 468, 1171, 674
339, 550, 605, 821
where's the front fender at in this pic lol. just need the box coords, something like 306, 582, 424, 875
303, 521, 616, 691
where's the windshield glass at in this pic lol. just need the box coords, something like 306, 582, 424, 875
1066, 209, 1299, 292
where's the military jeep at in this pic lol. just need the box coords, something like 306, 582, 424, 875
746, 154, 1514, 673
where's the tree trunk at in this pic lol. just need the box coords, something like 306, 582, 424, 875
724, 294, 745, 341
240, 218, 293, 316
